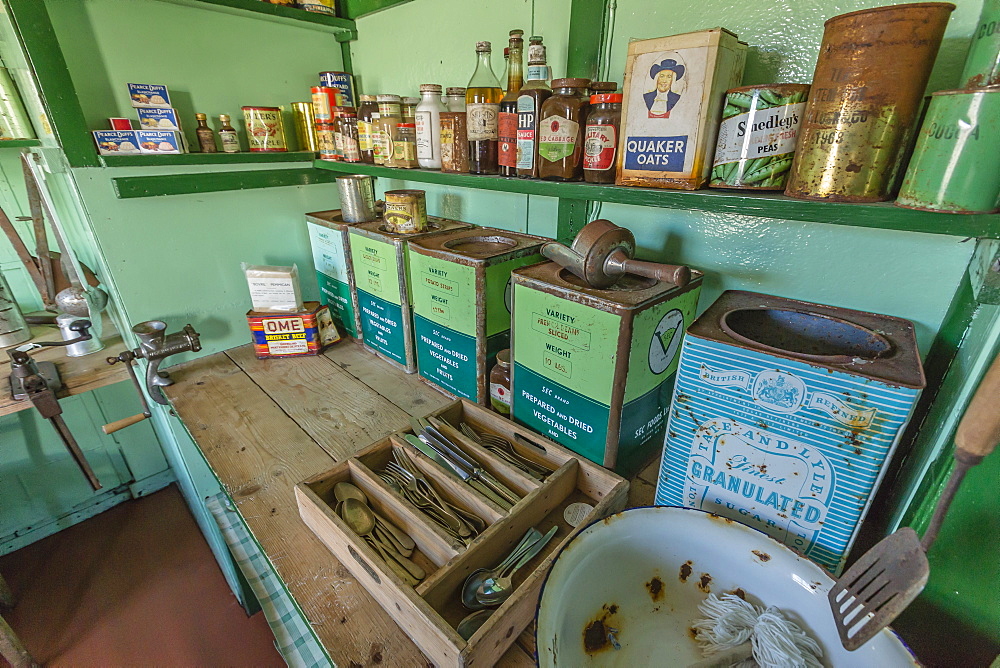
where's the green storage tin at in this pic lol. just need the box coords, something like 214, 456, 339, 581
962, 0, 1000, 88
305, 210, 362, 339
408, 228, 547, 403
348, 217, 472, 373
511, 262, 703, 477
896, 87, 1000, 214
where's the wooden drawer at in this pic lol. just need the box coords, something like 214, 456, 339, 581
296, 399, 629, 667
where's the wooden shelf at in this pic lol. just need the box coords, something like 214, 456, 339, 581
313, 160, 1000, 239
156, 0, 356, 35
0, 139, 41, 148
103, 151, 316, 167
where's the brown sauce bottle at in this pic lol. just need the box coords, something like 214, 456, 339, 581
537, 78, 590, 182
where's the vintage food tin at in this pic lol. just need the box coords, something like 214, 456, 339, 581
962, 0, 1000, 88
785, 3, 955, 202
316, 121, 337, 160
616, 28, 748, 190
247, 301, 341, 359
710, 84, 809, 190
440, 112, 470, 173
348, 217, 473, 373
319, 71, 355, 107
383, 189, 428, 234
336, 174, 377, 223
305, 210, 363, 339
408, 228, 547, 403
291, 101, 318, 152
655, 291, 926, 573
311, 86, 336, 122
511, 262, 703, 477
241, 106, 286, 152
0, 68, 34, 140
297, 0, 335, 15
896, 87, 1000, 214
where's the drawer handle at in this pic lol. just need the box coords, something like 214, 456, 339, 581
349, 545, 381, 584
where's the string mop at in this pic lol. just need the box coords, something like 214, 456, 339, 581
691, 593, 824, 668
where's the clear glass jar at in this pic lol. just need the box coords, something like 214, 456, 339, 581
401, 97, 418, 124
415, 84, 445, 169
376, 94, 402, 167
394, 122, 418, 168
444, 87, 467, 112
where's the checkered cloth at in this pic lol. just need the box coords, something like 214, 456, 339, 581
207, 494, 333, 668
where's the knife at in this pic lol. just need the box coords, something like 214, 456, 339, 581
416, 421, 521, 508
417, 434, 513, 510
404, 434, 463, 480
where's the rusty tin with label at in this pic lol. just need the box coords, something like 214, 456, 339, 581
408, 228, 547, 404
348, 217, 473, 373
305, 210, 363, 339
896, 87, 1000, 214
655, 291, 926, 573
511, 262, 703, 477
785, 3, 955, 202
962, 0, 1000, 88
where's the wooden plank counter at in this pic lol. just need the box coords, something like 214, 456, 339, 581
164, 342, 659, 667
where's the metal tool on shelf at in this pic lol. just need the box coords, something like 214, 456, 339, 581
102, 320, 201, 434
6, 319, 102, 490
540, 218, 691, 288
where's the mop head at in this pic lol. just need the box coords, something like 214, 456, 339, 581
692, 593, 824, 668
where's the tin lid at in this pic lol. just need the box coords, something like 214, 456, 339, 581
590, 93, 623, 104
446, 87, 467, 95
824, 2, 955, 27
376, 94, 401, 102
408, 226, 550, 263
420, 84, 443, 93
241, 106, 281, 111
476, 41, 491, 52
401, 97, 419, 105
360, 94, 377, 101
311, 86, 335, 92
496, 349, 511, 366
551, 78, 591, 89
589, 81, 618, 92
509, 29, 524, 38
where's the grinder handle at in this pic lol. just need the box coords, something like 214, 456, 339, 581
610, 250, 691, 287
955, 353, 1000, 460
540, 241, 582, 268
103, 413, 149, 434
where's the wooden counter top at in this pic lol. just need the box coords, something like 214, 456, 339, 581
164, 342, 658, 667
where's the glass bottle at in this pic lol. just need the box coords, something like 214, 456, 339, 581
356, 95, 378, 163
376, 94, 402, 168
416, 83, 445, 169
498, 29, 524, 177
465, 41, 502, 175
218, 114, 240, 153
501, 47, 510, 95
538, 78, 591, 181
489, 349, 512, 415
516, 36, 553, 178
340, 110, 360, 162
444, 87, 467, 112
401, 97, 418, 124
393, 122, 418, 168
583, 93, 622, 183
194, 113, 217, 153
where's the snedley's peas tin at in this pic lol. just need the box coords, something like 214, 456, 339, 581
711, 84, 809, 190
655, 291, 926, 573
897, 87, 1000, 214
319, 71, 355, 107
383, 190, 428, 234
962, 0, 1000, 88
242, 106, 286, 152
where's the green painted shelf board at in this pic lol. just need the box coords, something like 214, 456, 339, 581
102, 151, 316, 166
0, 139, 41, 148
341, 0, 414, 19
313, 160, 1000, 239
112, 167, 337, 198
156, 0, 356, 33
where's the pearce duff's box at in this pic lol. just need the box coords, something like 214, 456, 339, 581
246, 301, 341, 359
127, 83, 171, 108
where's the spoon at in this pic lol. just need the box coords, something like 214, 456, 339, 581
457, 609, 494, 640
476, 525, 559, 606
336, 482, 416, 555
341, 498, 425, 584
461, 529, 541, 609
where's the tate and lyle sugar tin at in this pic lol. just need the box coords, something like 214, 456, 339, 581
242, 106, 287, 152
655, 291, 926, 573
896, 87, 1000, 214
710, 84, 809, 190
305, 210, 363, 339
319, 71, 355, 107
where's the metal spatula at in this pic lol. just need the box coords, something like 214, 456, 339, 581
830, 352, 1000, 650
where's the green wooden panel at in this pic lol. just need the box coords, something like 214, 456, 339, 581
313, 161, 1000, 238
566, 0, 607, 80
112, 167, 338, 198
0, 140, 41, 148
341, 0, 414, 20
156, 0, 357, 32
102, 151, 317, 167
556, 197, 589, 243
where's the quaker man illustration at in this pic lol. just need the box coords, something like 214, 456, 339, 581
644, 58, 685, 118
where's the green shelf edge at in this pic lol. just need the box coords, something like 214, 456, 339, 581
0, 139, 41, 148
156, 0, 356, 33
103, 151, 316, 167
112, 167, 337, 198
312, 160, 1000, 239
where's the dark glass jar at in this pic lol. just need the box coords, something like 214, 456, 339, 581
583, 93, 622, 184
489, 349, 512, 415
356, 95, 378, 163
537, 78, 590, 181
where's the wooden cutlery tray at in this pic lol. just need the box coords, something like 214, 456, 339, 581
296, 399, 629, 667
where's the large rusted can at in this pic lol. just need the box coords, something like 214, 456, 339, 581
896, 87, 1000, 214
961, 0, 1000, 88
785, 3, 955, 202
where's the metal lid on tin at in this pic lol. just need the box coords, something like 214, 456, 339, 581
376, 94, 401, 102
241, 105, 280, 110
551, 78, 591, 89
360, 94, 377, 101
401, 97, 419, 105
476, 41, 491, 52
446, 87, 467, 95
420, 84, 443, 93
589, 81, 618, 92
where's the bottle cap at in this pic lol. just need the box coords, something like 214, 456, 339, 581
219, 114, 230, 121
529, 35, 543, 43
401, 97, 419, 105
398, 123, 416, 128
419, 84, 443, 93
360, 94, 377, 101
527, 43, 547, 65
590, 93, 623, 104
195, 112, 207, 120
476, 41, 491, 52
504, 47, 510, 57
496, 348, 510, 365
376, 94, 401, 102
446, 87, 467, 95
589, 81, 618, 92
551, 78, 591, 89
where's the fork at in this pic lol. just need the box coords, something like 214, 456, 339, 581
387, 461, 471, 537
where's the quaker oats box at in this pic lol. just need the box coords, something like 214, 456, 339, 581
654, 291, 926, 574
136, 130, 181, 154
617, 28, 747, 190
93, 130, 140, 155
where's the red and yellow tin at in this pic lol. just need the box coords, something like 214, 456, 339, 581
247, 301, 341, 359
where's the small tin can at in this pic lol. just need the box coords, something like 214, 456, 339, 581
383, 189, 428, 234
0, 68, 35, 140
961, 0, 1000, 88
241, 106, 286, 152
440, 112, 469, 173
247, 301, 341, 359
896, 87, 1000, 214
319, 71, 355, 107
336, 174, 377, 223
785, 3, 955, 202
316, 121, 337, 160
311, 86, 336, 122
292, 101, 318, 152
710, 84, 809, 190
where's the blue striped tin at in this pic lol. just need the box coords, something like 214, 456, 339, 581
655, 291, 925, 573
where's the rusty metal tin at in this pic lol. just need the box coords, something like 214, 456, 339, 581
710, 84, 809, 190
291, 101, 318, 152
348, 217, 474, 373
408, 228, 548, 404
383, 189, 428, 234
896, 87, 1000, 214
785, 3, 955, 202
961, 0, 1000, 88
241, 106, 287, 152
440, 112, 470, 173
511, 261, 704, 477
305, 210, 364, 340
